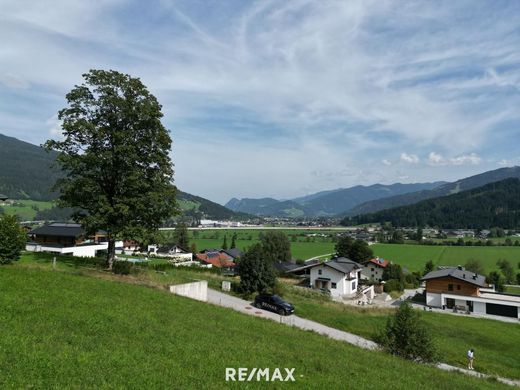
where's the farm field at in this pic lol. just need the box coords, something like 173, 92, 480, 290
164, 228, 340, 260
284, 288, 520, 380
0, 261, 505, 389
168, 228, 520, 271
0, 199, 54, 221
372, 244, 520, 273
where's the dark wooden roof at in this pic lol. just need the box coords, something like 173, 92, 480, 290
30, 223, 85, 237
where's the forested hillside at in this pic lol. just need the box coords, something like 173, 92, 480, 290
346, 166, 520, 216
343, 178, 520, 229
0, 134, 60, 200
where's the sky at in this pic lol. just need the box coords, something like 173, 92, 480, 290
1, 0, 520, 204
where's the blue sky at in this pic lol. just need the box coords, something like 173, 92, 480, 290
1, 0, 520, 204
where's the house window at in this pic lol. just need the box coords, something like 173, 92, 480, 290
457, 285, 461, 290
352, 281, 356, 290
448, 284, 453, 291
371, 268, 374, 272
331, 282, 337, 289
318, 269, 322, 275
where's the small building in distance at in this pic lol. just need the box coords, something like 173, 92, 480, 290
360, 257, 389, 282
422, 266, 520, 319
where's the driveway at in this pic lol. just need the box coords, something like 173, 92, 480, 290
207, 288, 377, 350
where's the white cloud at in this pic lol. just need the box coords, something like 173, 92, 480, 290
400, 153, 419, 164
428, 152, 445, 165
382, 159, 392, 166
428, 152, 481, 166
450, 153, 481, 166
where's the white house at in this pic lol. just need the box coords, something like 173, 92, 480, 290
308, 257, 363, 298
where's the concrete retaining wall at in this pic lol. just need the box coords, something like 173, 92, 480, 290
169, 280, 208, 302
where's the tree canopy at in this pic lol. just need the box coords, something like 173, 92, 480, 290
335, 236, 373, 263
238, 243, 276, 295
260, 231, 291, 263
45, 69, 177, 269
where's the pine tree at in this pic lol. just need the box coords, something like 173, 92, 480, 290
377, 302, 438, 362
230, 232, 237, 249
222, 235, 228, 250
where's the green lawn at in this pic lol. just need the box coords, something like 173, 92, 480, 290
0, 199, 54, 220
0, 263, 506, 389
504, 285, 520, 295
372, 243, 520, 273
284, 288, 520, 380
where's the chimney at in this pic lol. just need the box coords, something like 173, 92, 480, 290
473, 273, 477, 280
457, 265, 463, 270
463, 273, 465, 279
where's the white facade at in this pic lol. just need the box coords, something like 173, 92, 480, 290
426, 291, 520, 319
26, 241, 124, 258
309, 264, 359, 298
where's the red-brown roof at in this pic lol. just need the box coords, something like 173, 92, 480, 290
196, 253, 235, 268
368, 258, 389, 268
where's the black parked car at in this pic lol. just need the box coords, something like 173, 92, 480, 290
254, 294, 295, 316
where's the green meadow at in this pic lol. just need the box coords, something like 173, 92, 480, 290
0, 258, 508, 389
0, 199, 54, 221
372, 243, 520, 273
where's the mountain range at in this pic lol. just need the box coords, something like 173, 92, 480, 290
344, 166, 520, 216
0, 134, 249, 221
344, 177, 520, 229
225, 182, 445, 218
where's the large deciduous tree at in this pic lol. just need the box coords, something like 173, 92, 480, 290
0, 214, 27, 264
45, 69, 177, 270
238, 244, 276, 295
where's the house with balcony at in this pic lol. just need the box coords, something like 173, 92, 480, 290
26, 222, 118, 258
422, 266, 520, 319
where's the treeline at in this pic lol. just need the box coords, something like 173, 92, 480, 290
343, 178, 520, 229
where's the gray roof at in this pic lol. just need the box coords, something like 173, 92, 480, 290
421, 267, 487, 287
223, 248, 244, 259
30, 223, 85, 237
324, 257, 363, 274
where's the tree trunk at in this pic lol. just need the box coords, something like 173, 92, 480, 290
107, 238, 116, 270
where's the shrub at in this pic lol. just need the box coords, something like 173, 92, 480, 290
0, 214, 27, 264
376, 301, 438, 362
384, 279, 403, 293
113, 261, 134, 275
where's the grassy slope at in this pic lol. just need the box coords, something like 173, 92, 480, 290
1, 199, 54, 220
284, 289, 520, 380
372, 243, 520, 273
0, 264, 507, 389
